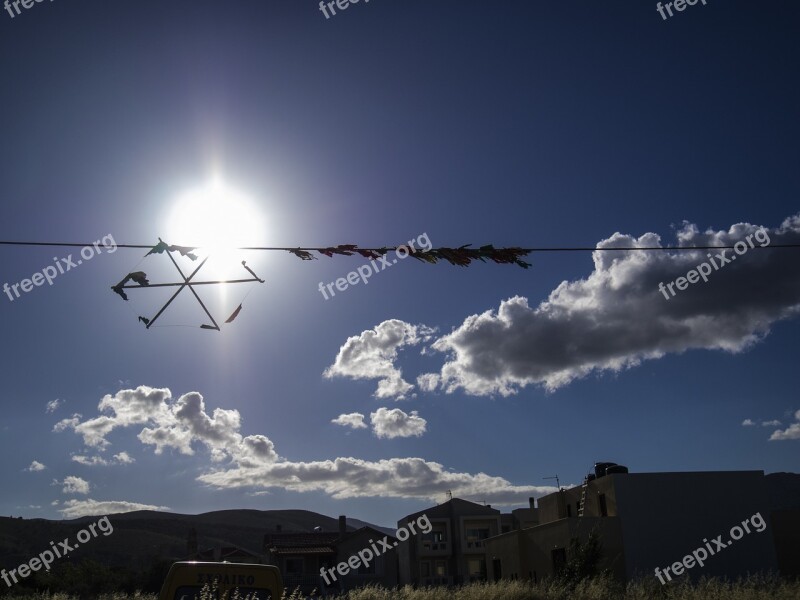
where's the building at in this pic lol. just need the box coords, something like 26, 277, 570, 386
335, 525, 399, 591
263, 516, 398, 594
397, 498, 503, 586
485, 464, 785, 584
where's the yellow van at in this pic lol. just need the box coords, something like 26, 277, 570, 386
158, 562, 283, 600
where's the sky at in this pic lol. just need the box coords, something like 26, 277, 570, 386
0, 0, 798, 529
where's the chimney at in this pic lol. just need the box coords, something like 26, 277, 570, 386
529, 497, 536, 509
339, 515, 347, 537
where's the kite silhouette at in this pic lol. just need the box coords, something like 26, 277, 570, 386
111, 239, 264, 331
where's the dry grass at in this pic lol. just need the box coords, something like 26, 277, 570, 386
2, 576, 799, 600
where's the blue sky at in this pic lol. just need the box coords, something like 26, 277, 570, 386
0, 0, 798, 528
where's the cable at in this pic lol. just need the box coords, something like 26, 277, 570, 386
1, 241, 798, 252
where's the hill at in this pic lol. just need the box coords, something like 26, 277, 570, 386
0, 508, 395, 571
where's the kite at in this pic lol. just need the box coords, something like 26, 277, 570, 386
111, 239, 264, 331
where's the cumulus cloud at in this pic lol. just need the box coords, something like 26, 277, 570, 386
370, 407, 427, 439
53, 414, 82, 432
332, 413, 367, 430
762, 420, 782, 427
45, 399, 63, 414
54, 386, 271, 465
198, 456, 554, 505
769, 410, 800, 441
742, 419, 756, 426
58, 476, 90, 495
420, 216, 800, 396
71, 452, 136, 466
59, 498, 170, 518
114, 451, 135, 464
62, 386, 548, 505
416, 374, 440, 392
25, 460, 46, 472
324, 320, 436, 400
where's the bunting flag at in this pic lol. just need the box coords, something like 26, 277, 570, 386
286, 244, 532, 269
112, 239, 531, 331
145, 238, 199, 261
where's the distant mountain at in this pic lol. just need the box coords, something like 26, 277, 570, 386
766, 472, 800, 511
0, 509, 395, 570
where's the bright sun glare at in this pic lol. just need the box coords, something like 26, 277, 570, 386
166, 179, 264, 257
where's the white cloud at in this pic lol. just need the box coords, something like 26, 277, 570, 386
59, 498, 169, 518
53, 413, 82, 433
45, 399, 64, 414
51, 500, 60, 506
769, 409, 800, 441
370, 407, 427, 439
416, 373, 440, 392
59, 476, 91, 495
742, 419, 756, 427
332, 413, 367, 430
423, 216, 800, 395
71, 452, 136, 467
324, 320, 436, 400
761, 420, 782, 427
54, 386, 270, 466
198, 456, 554, 505
63, 386, 549, 505
113, 451, 135, 464
26, 460, 46, 472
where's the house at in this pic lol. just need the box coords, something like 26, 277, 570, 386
485, 464, 784, 583
263, 527, 339, 593
397, 498, 502, 586
263, 516, 398, 594
334, 525, 399, 591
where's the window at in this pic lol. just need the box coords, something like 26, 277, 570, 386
566, 504, 572, 517
467, 558, 486, 580
599, 494, 608, 517
284, 558, 303, 574
420, 562, 431, 577
422, 527, 448, 550
465, 528, 490, 540
434, 561, 447, 577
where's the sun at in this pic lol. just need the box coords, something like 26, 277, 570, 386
165, 179, 265, 258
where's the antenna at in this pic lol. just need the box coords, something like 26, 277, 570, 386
544, 475, 561, 490
446, 490, 452, 501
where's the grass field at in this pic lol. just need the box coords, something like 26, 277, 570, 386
2, 576, 800, 600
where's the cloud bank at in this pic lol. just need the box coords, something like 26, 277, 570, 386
58, 386, 549, 505
329, 216, 800, 397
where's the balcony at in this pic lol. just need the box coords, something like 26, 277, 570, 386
420, 541, 450, 555
464, 540, 484, 550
